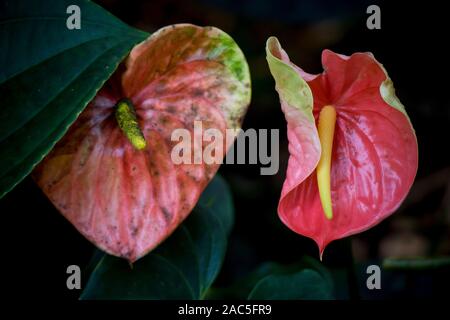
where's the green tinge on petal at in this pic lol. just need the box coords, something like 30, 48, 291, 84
380, 77, 411, 119
207, 31, 248, 82
206, 27, 252, 129
377, 62, 415, 133
265, 37, 315, 123
122, 24, 251, 132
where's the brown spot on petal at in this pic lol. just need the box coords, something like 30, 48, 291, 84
131, 226, 139, 237
160, 206, 173, 223
192, 88, 203, 97
166, 105, 176, 114
34, 24, 250, 262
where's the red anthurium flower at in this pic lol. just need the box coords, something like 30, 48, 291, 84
33, 24, 251, 262
266, 37, 418, 257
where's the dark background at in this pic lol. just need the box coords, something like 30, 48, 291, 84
1, 0, 449, 299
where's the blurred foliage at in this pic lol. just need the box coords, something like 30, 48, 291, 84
0, 0, 448, 299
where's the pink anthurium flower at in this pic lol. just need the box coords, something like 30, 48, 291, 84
33, 24, 251, 262
266, 37, 418, 257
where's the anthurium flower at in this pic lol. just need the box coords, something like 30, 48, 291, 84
33, 24, 251, 262
266, 37, 418, 257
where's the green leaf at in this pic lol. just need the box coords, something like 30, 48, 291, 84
196, 174, 234, 236
247, 258, 334, 300
207, 257, 334, 300
80, 175, 233, 300
247, 267, 334, 300
0, 0, 148, 198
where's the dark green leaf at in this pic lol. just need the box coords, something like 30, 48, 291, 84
247, 267, 334, 300
0, 0, 148, 198
197, 174, 234, 235
80, 175, 234, 300
207, 257, 334, 300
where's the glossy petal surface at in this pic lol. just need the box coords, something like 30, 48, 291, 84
34, 24, 251, 261
266, 37, 321, 213
267, 38, 418, 254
